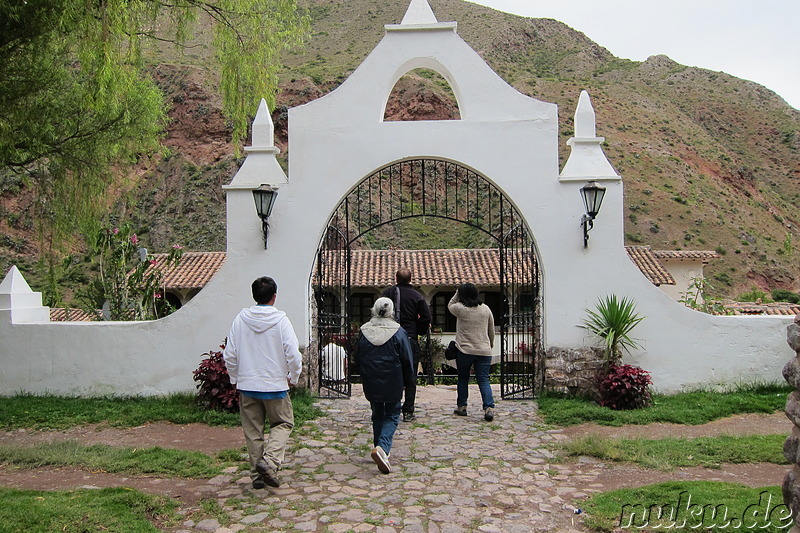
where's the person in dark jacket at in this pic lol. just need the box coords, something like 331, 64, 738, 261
382, 267, 431, 422
357, 297, 414, 474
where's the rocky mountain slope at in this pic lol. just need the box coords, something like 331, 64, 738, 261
1, 0, 798, 301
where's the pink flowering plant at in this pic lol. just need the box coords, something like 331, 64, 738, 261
91, 223, 183, 320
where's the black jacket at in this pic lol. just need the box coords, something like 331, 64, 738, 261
382, 284, 431, 337
357, 326, 414, 403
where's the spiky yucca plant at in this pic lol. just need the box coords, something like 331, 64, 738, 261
580, 295, 645, 364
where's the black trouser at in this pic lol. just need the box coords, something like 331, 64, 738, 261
402, 337, 421, 414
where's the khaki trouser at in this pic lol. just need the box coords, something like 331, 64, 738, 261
239, 393, 294, 480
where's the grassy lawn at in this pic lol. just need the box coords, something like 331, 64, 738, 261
0, 487, 178, 533
0, 389, 322, 532
0, 441, 235, 478
581, 481, 791, 532
0, 387, 321, 430
538, 383, 790, 427
562, 434, 787, 469
0, 388, 322, 478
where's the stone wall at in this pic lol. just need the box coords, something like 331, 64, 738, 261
545, 346, 605, 398
782, 314, 800, 531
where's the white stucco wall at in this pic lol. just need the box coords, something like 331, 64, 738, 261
0, 1, 793, 396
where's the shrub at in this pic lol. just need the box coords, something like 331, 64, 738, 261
87, 224, 183, 320
598, 364, 652, 410
736, 287, 772, 303
580, 295, 645, 364
193, 343, 238, 413
772, 289, 800, 304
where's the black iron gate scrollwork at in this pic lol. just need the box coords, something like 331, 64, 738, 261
312, 158, 543, 399
315, 226, 351, 398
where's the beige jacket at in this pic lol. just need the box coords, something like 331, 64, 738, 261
448, 293, 495, 356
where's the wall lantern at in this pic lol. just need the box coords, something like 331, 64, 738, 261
253, 184, 278, 249
580, 181, 606, 248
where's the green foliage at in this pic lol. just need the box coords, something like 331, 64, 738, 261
736, 287, 773, 303
580, 295, 645, 363
582, 482, 788, 532
0, 0, 308, 254
771, 289, 800, 304
679, 278, 732, 315
562, 434, 787, 469
0, 487, 177, 533
85, 224, 183, 320
537, 383, 790, 427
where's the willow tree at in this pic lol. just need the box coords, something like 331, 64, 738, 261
0, 0, 309, 253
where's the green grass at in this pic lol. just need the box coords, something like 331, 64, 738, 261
0, 487, 178, 533
0, 441, 233, 478
562, 434, 787, 470
0, 393, 239, 430
581, 481, 790, 532
538, 383, 789, 427
0, 388, 321, 430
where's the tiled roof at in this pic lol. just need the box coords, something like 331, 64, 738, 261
625, 246, 675, 286
50, 308, 102, 321
721, 301, 800, 316
150, 251, 226, 289
143, 247, 711, 290
349, 249, 511, 287
653, 250, 721, 261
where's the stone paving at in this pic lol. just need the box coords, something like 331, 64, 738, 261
175, 384, 600, 533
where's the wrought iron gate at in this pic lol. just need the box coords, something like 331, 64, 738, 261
500, 225, 543, 399
315, 226, 351, 398
312, 158, 543, 399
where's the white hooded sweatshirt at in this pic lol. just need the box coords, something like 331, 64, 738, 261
223, 305, 302, 392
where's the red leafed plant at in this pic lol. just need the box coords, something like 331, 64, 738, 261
598, 363, 652, 410
193, 342, 239, 412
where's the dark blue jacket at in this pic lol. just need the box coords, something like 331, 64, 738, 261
357, 326, 414, 403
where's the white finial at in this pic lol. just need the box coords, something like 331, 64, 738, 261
559, 90, 620, 181
0, 265, 50, 322
401, 0, 438, 24
574, 90, 596, 138
251, 98, 274, 148
0, 265, 33, 294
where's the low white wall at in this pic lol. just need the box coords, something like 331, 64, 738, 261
0, 252, 267, 396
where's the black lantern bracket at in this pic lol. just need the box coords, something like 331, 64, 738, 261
253, 184, 279, 249
579, 181, 606, 248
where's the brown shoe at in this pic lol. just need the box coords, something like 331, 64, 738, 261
484, 407, 494, 422
256, 459, 281, 487
453, 405, 467, 416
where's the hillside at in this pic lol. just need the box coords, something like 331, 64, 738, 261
1, 0, 798, 302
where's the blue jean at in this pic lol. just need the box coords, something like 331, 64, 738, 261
456, 352, 495, 410
370, 400, 401, 453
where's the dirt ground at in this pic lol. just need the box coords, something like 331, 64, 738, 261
0, 411, 791, 508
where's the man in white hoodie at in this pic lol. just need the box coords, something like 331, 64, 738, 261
223, 276, 303, 489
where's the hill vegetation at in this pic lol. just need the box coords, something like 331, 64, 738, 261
0, 0, 797, 303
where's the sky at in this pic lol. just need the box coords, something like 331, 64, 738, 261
469, 0, 799, 110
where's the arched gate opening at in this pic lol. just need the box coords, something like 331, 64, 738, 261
312, 158, 543, 400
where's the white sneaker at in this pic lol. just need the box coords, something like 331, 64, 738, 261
371, 446, 392, 474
